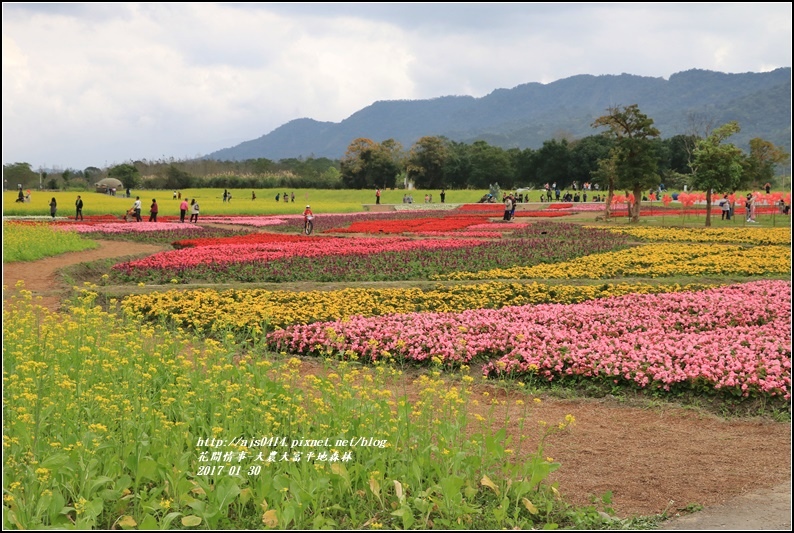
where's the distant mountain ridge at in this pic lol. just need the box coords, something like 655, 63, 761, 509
204, 68, 791, 162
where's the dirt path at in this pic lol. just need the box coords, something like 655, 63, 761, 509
2, 240, 166, 311
2, 240, 791, 527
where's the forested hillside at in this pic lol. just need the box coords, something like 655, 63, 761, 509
205, 68, 791, 161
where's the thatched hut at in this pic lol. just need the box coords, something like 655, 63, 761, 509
95, 178, 124, 194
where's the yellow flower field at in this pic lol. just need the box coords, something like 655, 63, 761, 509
591, 226, 791, 245
121, 281, 714, 335
433, 244, 792, 280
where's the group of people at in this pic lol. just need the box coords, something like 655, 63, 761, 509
542, 181, 601, 202
179, 197, 201, 223
124, 196, 199, 223
275, 191, 296, 203
397, 189, 446, 204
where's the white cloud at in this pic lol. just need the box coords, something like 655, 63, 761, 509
2, 2, 791, 170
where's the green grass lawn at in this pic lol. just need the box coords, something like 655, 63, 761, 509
3, 188, 791, 229
3, 188, 488, 217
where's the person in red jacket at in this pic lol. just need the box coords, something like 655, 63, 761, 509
303, 204, 314, 234
149, 199, 159, 222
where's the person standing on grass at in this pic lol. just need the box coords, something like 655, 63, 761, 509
49, 197, 57, 219
376, 188, 381, 204
179, 197, 189, 223
190, 198, 200, 223
745, 193, 756, 222
75, 195, 84, 221
149, 199, 159, 222
720, 194, 731, 220
750, 194, 758, 222
440, 189, 446, 203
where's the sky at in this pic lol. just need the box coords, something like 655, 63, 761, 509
2, 2, 791, 172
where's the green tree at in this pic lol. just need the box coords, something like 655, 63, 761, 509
534, 139, 572, 189
511, 147, 536, 187
108, 163, 141, 190
3, 162, 39, 190
691, 121, 746, 227
590, 153, 618, 219
744, 138, 789, 189
442, 140, 471, 189
406, 136, 449, 189
84, 166, 102, 182
592, 104, 661, 223
340, 138, 403, 189
375, 139, 405, 189
569, 135, 614, 187
663, 134, 697, 175
467, 141, 514, 189
341, 138, 376, 188
60, 169, 76, 187
164, 164, 195, 189
249, 158, 274, 175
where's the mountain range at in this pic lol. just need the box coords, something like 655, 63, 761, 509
204, 67, 791, 162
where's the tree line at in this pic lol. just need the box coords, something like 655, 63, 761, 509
5, 105, 789, 215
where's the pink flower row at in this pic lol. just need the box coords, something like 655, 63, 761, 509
57, 222, 207, 234
113, 236, 488, 272
197, 216, 291, 227
267, 280, 791, 398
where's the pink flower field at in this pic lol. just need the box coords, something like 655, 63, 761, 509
267, 280, 791, 399
112, 236, 489, 273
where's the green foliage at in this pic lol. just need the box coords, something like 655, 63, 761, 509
692, 122, 745, 193
744, 138, 790, 189
691, 122, 746, 226
468, 140, 516, 189
2, 291, 593, 530
164, 165, 195, 190
3, 162, 39, 190
3, 222, 99, 262
407, 136, 449, 189
108, 163, 141, 190
592, 104, 661, 222
340, 138, 404, 189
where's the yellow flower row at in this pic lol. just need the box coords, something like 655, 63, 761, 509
433, 244, 792, 280
589, 226, 791, 245
121, 281, 715, 334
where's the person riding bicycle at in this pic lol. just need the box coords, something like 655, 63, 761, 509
303, 205, 314, 232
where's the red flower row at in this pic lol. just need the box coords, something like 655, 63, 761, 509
325, 216, 488, 234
